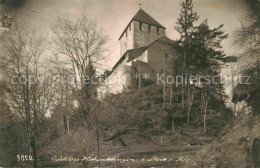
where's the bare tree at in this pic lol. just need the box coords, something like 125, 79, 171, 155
2, 25, 54, 167
88, 99, 106, 167
52, 16, 107, 125
187, 81, 195, 124
50, 55, 76, 134
231, 5, 260, 117
223, 56, 239, 116
201, 89, 210, 133
234, 15, 260, 67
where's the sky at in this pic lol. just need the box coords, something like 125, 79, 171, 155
15, 0, 247, 71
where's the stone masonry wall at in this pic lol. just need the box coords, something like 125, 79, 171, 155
120, 22, 134, 56
133, 20, 165, 49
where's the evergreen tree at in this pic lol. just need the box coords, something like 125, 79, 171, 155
191, 20, 228, 73
192, 20, 228, 132
175, 0, 199, 40
175, 0, 198, 122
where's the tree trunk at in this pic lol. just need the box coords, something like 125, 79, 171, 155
187, 85, 190, 124
233, 102, 237, 116
187, 108, 190, 124
203, 112, 207, 133
63, 115, 67, 133
67, 118, 70, 134
170, 84, 173, 106
171, 120, 175, 132
187, 84, 195, 124
96, 121, 100, 167
171, 85, 174, 132
201, 91, 209, 133
181, 39, 187, 110
31, 134, 37, 167
32, 104, 37, 167
63, 115, 70, 134
181, 79, 185, 109
138, 62, 141, 89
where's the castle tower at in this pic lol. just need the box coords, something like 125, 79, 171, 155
119, 9, 166, 56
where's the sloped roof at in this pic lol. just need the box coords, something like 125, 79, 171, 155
119, 9, 166, 40
108, 36, 175, 77
127, 46, 147, 61
110, 47, 147, 74
132, 9, 165, 28
148, 36, 175, 47
127, 36, 175, 62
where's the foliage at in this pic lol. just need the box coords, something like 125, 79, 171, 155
233, 65, 260, 115
175, 0, 199, 38
232, 0, 260, 116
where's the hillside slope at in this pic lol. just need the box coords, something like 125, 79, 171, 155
184, 110, 260, 168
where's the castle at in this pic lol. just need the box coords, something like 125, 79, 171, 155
98, 9, 176, 97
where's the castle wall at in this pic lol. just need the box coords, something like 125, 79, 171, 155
120, 22, 134, 56
102, 55, 134, 94
119, 20, 166, 56
133, 20, 165, 49
147, 42, 175, 72
129, 42, 176, 87
98, 41, 176, 98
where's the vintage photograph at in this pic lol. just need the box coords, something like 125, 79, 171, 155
0, 0, 259, 167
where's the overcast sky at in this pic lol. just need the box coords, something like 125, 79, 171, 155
16, 0, 247, 70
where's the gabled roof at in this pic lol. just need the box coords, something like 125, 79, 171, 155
148, 36, 175, 47
107, 36, 175, 77
127, 36, 175, 62
119, 9, 166, 40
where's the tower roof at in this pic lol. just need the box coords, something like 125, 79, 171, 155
132, 9, 165, 28
119, 9, 166, 40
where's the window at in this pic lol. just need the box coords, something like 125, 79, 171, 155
139, 22, 142, 31
126, 30, 127, 37
165, 54, 169, 61
129, 24, 131, 31
148, 25, 151, 32
157, 27, 159, 34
